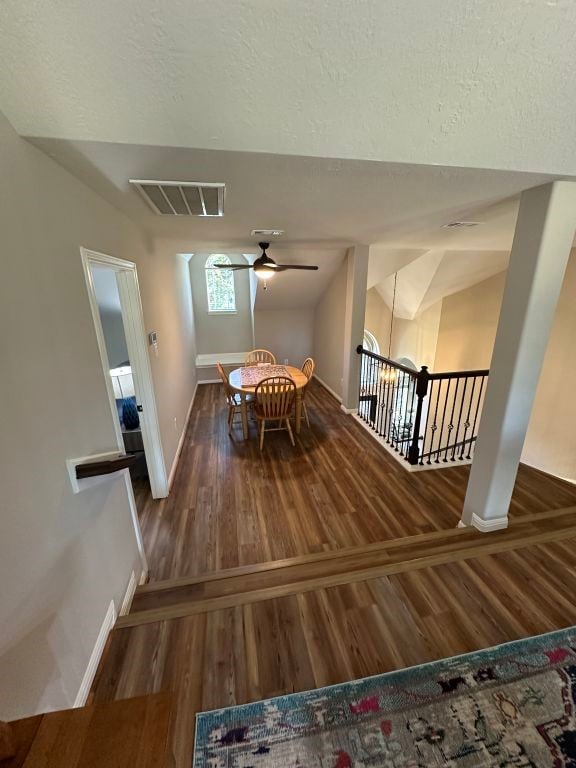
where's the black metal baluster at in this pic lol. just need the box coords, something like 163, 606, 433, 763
445, 378, 459, 462
460, 375, 477, 459
376, 359, 385, 435
452, 377, 468, 461
383, 364, 394, 443
428, 379, 441, 464
467, 375, 486, 459
434, 380, 451, 463
420, 378, 432, 465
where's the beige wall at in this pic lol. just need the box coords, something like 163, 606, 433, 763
434, 272, 506, 372
433, 263, 576, 482
0, 112, 196, 718
189, 254, 253, 355
254, 309, 314, 367
313, 257, 348, 398
364, 287, 392, 354
365, 288, 441, 370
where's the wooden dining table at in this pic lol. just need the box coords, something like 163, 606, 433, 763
228, 364, 309, 440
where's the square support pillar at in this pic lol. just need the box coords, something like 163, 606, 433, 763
342, 245, 369, 412
461, 182, 576, 532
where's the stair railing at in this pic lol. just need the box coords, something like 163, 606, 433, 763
356, 346, 489, 466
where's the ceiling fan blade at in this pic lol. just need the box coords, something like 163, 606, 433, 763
210, 264, 253, 270
276, 265, 319, 271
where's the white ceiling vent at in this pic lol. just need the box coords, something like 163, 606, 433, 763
129, 180, 225, 216
442, 221, 480, 229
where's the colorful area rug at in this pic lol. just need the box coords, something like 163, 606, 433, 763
194, 626, 576, 766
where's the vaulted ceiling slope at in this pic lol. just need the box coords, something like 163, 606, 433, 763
1, 0, 576, 175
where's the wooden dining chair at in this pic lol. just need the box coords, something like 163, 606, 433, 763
254, 376, 296, 450
300, 357, 315, 428
217, 362, 249, 435
245, 349, 276, 366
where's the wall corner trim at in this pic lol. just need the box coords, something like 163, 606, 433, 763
470, 513, 509, 533
119, 570, 138, 616
168, 381, 198, 491
74, 600, 117, 708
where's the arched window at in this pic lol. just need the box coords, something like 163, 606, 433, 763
363, 329, 380, 355
205, 254, 236, 312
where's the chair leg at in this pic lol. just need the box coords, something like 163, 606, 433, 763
228, 406, 233, 434
285, 417, 295, 446
259, 420, 266, 450
303, 401, 310, 428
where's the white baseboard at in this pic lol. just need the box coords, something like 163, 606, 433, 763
74, 599, 117, 708
519, 458, 576, 486
198, 378, 221, 384
340, 405, 358, 415
168, 381, 198, 490
119, 570, 138, 616
313, 374, 342, 403
470, 513, 509, 532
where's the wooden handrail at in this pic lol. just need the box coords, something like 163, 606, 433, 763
75, 454, 137, 480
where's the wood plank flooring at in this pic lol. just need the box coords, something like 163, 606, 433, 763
93, 534, 576, 768
137, 380, 576, 581
124, 505, 576, 625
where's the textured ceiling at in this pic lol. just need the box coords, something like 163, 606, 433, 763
2, 0, 576, 175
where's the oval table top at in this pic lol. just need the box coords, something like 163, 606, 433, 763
228, 364, 308, 393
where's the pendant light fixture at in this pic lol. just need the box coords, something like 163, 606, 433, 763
380, 271, 398, 384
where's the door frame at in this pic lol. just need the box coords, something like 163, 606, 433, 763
80, 248, 169, 500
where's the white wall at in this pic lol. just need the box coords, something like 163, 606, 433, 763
254, 309, 314, 367
313, 257, 348, 399
0, 111, 196, 719
189, 254, 253, 355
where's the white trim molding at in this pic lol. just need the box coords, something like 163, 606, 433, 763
340, 405, 358, 415
80, 247, 168, 500
74, 600, 117, 708
313, 374, 342, 403
462, 513, 509, 533
168, 380, 198, 490
119, 570, 138, 616
196, 352, 247, 367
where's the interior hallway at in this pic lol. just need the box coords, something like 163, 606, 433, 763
136, 379, 576, 581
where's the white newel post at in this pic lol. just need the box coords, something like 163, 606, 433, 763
461, 182, 576, 532
342, 245, 369, 412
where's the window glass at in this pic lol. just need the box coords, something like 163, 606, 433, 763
205, 254, 236, 312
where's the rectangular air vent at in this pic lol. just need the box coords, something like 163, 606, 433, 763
251, 229, 285, 237
442, 221, 480, 229
129, 180, 225, 217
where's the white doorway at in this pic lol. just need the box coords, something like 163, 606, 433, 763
81, 248, 168, 500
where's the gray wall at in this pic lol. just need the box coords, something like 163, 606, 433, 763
313, 257, 348, 399
190, 254, 253, 354
0, 111, 196, 719
254, 309, 314, 367
99, 309, 129, 368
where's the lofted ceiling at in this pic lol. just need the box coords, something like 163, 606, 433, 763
2, 1, 576, 176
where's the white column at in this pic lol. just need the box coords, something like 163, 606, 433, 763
342, 245, 369, 412
461, 182, 576, 531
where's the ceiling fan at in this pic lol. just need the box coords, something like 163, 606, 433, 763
213, 242, 319, 283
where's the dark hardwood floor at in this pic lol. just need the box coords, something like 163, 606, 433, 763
92, 535, 576, 768
90, 379, 576, 767
137, 380, 576, 581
